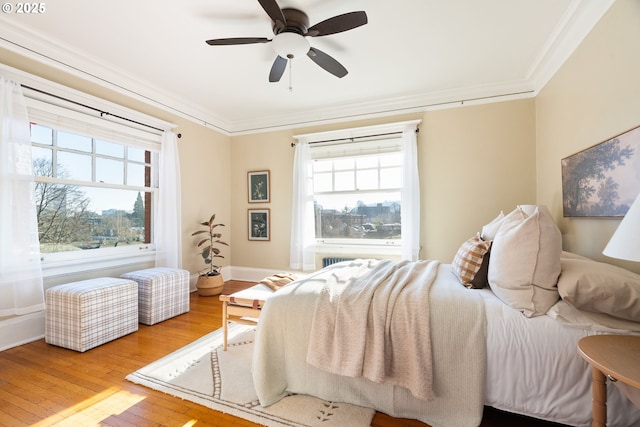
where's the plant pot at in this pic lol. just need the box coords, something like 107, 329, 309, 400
196, 273, 224, 296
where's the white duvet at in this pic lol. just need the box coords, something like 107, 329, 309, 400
253, 262, 640, 427
480, 288, 640, 426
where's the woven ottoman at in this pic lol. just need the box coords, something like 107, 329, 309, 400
121, 268, 190, 325
45, 277, 138, 352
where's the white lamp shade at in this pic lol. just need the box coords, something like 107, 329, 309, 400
603, 192, 640, 262
272, 32, 310, 59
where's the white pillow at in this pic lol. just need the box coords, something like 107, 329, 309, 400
488, 206, 562, 317
480, 211, 505, 241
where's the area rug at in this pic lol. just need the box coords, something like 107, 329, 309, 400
126, 324, 375, 427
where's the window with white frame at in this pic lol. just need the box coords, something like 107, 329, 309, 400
30, 123, 155, 255
312, 138, 402, 244
19, 89, 167, 272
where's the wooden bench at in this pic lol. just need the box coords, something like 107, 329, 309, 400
219, 284, 274, 350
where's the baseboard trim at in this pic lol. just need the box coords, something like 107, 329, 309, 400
0, 311, 45, 352
228, 266, 295, 283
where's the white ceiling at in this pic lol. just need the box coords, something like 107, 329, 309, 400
0, 0, 613, 135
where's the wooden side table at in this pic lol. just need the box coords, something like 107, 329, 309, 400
578, 335, 640, 427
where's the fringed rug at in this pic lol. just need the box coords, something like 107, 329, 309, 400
126, 324, 375, 427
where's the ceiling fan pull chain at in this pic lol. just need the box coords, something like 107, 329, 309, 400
288, 56, 294, 92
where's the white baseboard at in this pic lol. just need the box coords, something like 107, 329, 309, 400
188, 266, 275, 289
0, 311, 45, 352
228, 265, 297, 283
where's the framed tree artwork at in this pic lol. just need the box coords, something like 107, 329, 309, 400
248, 170, 270, 203
248, 208, 270, 241
562, 125, 640, 217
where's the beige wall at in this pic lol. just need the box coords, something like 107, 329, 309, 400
536, 0, 640, 273
230, 100, 537, 271
176, 121, 231, 275
421, 99, 536, 260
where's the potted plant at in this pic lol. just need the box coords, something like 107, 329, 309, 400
191, 213, 229, 296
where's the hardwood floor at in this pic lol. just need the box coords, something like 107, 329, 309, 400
0, 280, 568, 427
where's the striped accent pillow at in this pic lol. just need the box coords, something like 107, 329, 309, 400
452, 234, 492, 289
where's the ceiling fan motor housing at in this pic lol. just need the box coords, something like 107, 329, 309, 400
273, 8, 310, 35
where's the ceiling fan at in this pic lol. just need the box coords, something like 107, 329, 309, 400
205, 0, 368, 83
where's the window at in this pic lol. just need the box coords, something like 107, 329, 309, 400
17, 87, 170, 275
312, 142, 403, 244
30, 122, 156, 256
291, 119, 420, 270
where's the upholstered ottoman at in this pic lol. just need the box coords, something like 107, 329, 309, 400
121, 268, 190, 325
45, 277, 138, 352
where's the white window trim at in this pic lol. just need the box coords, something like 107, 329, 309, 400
314, 242, 401, 258
0, 63, 175, 134
293, 119, 420, 257
42, 245, 156, 278
293, 119, 421, 144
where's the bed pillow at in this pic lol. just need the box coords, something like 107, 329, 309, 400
560, 250, 591, 261
451, 234, 492, 288
480, 211, 505, 241
557, 257, 640, 322
488, 206, 562, 317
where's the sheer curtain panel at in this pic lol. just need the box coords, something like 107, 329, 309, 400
155, 131, 183, 269
401, 127, 420, 261
290, 141, 316, 271
0, 77, 45, 316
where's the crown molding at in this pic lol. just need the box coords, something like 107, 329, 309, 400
526, 0, 614, 91
0, 18, 233, 135
229, 81, 536, 135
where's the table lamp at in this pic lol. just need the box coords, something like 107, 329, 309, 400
603, 192, 640, 262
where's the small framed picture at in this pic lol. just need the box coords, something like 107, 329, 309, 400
248, 170, 270, 203
248, 208, 270, 241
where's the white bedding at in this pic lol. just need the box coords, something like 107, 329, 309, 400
480, 288, 640, 426
253, 262, 640, 427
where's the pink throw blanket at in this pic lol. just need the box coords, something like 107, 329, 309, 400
306, 259, 439, 401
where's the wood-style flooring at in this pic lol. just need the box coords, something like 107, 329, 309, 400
0, 280, 568, 427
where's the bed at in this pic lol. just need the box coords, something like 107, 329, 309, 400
252, 207, 640, 427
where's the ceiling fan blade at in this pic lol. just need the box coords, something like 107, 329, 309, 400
306, 11, 368, 37
257, 0, 286, 31
269, 55, 288, 82
307, 47, 348, 78
206, 37, 271, 46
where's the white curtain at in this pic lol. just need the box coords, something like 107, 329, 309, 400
0, 77, 45, 316
401, 127, 420, 261
290, 141, 316, 271
155, 131, 182, 269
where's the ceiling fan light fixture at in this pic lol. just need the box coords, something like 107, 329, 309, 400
272, 32, 310, 59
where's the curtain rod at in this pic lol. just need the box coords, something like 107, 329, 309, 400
21, 84, 182, 138
290, 128, 418, 147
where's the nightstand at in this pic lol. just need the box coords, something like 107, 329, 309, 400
578, 335, 640, 427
